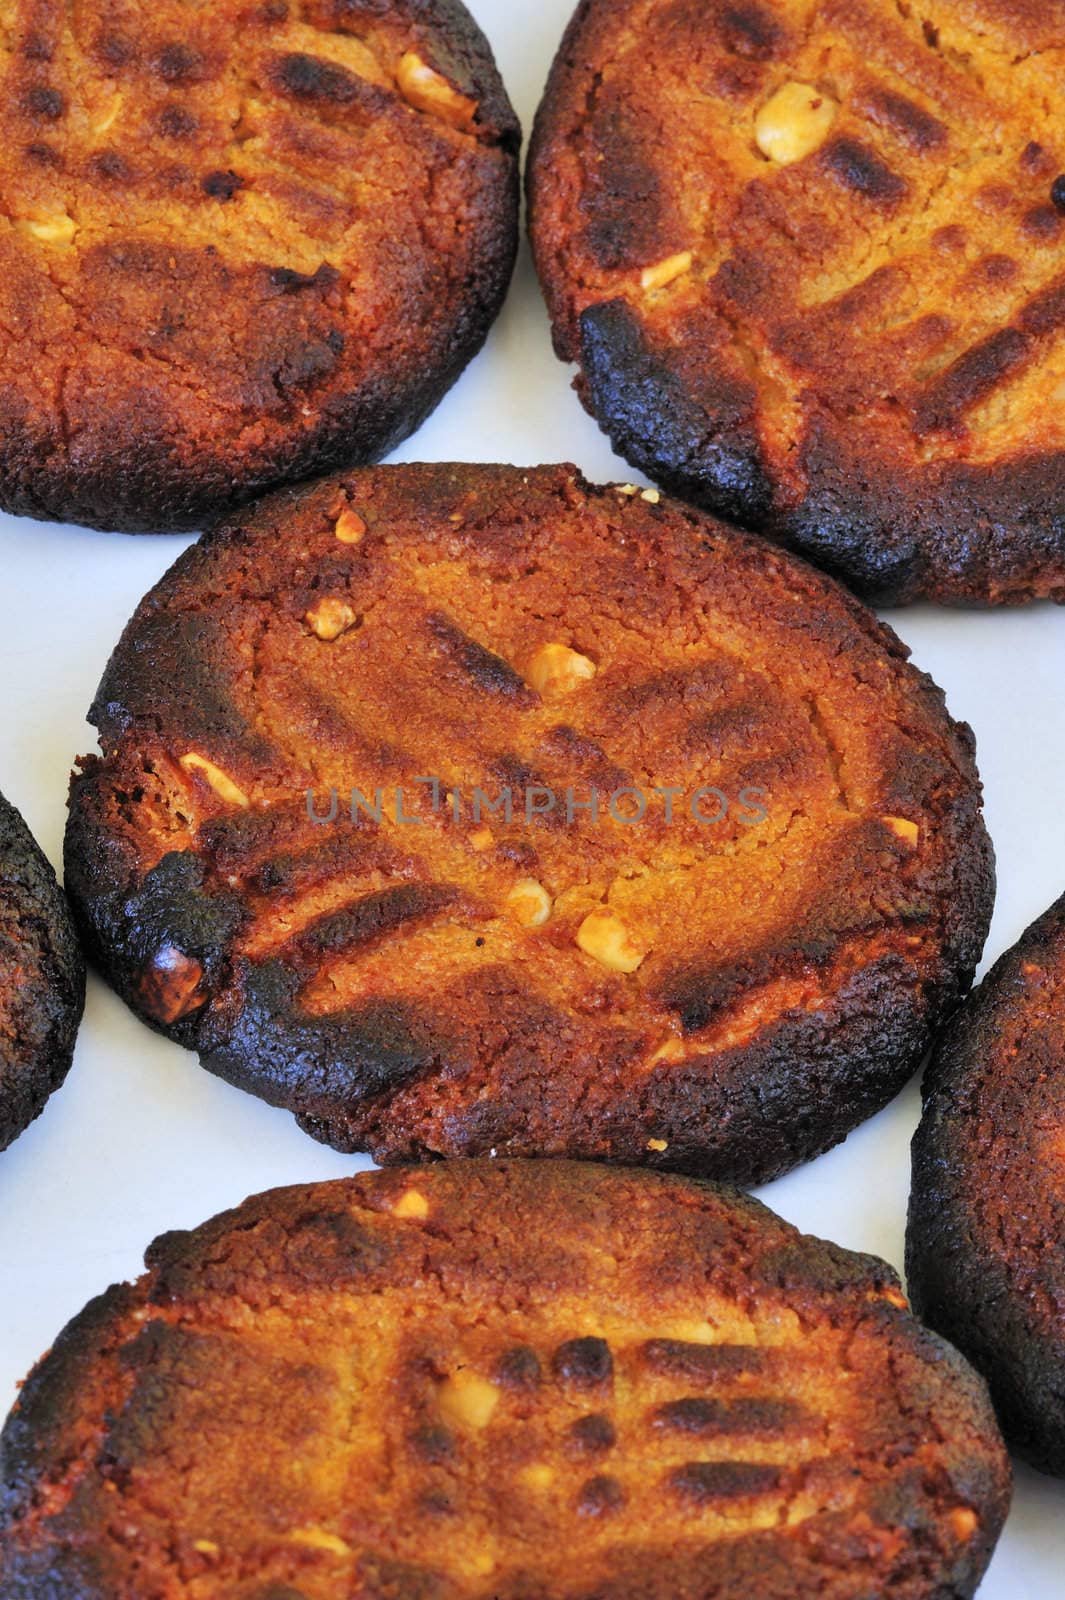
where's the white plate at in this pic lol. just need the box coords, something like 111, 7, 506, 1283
1, 3, 1063, 1590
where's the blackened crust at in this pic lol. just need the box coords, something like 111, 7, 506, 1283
0, 1162, 1012, 1597
0, 793, 85, 1153
0, 0, 519, 533
65, 463, 994, 1183
578, 300, 1065, 607
908, 893, 1065, 1476
528, 0, 1065, 606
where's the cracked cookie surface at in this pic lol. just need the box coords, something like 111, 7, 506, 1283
529, 0, 1065, 605
0, 1160, 1012, 1599
0, 791, 84, 1152
65, 462, 994, 1181
0, 0, 519, 532
908, 892, 1065, 1476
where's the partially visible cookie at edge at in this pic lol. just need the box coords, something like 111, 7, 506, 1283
528, 0, 1065, 606
0, 0, 519, 532
64, 462, 994, 1183
908, 892, 1065, 1476
0, 1160, 1012, 1598
0, 791, 84, 1152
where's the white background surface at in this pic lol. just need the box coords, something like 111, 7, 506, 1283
1, 2, 1064, 1591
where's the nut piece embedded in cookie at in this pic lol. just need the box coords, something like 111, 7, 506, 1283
528, 643, 597, 696
288, 1528, 351, 1556
391, 1187, 430, 1220
306, 598, 358, 641
138, 945, 205, 1025
755, 83, 838, 164
641, 251, 693, 291
179, 754, 249, 808
883, 816, 920, 848
507, 879, 553, 928
437, 1371, 500, 1430
21, 212, 77, 245
397, 51, 478, 129
334, 509, 367, 545
576, 910, 648, 973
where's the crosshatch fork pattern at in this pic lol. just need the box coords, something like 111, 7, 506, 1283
0, 0, 518, 529
63, 463, 992, 1178
529, 0, 1065, 602
0, 1163, 1010, 1598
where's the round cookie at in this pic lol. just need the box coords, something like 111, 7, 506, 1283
0, 1161, 1011, 1598
528, 0, 1065, 606
908, 893, 1065, 1476
0, 791, 84, 1152
0, 0, 519, 532
65, 463, 994, 1182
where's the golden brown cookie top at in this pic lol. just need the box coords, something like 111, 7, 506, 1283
0, 0, 518, 530
66, 463, 992, 1182
529, 0, 1065, 604
0, 1161, 1011, 1599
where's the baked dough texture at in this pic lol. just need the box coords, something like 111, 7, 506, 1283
0, 0, 519, 531
908, 892, 1065, 1477
0, 790, 84, 1153
65, 463, 993, 1181
0, 1161, 1012, 1598
529, 0, 1065, 605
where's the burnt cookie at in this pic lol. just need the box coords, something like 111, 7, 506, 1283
529, 0, 1065, 606
908, 893, 1065, 1476
0, 1161, 1011, 1598
65, 463, 994, 1182
0, 0, 518, 532
0, 792, 84, 1152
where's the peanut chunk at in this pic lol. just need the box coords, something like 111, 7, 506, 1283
288, 1528, 351, 1556
507, 878, 552, 928
22, 213, 76, 245
647, 1137, 669, 1152
528, 643, 597, 696
464, 1552, 497, 1578
140, 945, 205, 1025
438, 1371, 500, 1430
179, 754, 249, 808
648, 1037, 685, 1064
949, 1507, 979, 1541
92, 93, 123, 136
469, 826, 495, 853
397, 51, 478, 129
883, 816, 920, 848
306, 597, 358, 641
640, 250, 692, 291
755, 82, 838, 164
392, 1188, 429, 1219
576, 910, 649, 974
334, 508, 366, 544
